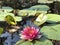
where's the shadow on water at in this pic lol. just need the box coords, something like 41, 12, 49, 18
0, 21, 8, 32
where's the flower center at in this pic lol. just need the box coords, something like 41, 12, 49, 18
28, 30, 34, 36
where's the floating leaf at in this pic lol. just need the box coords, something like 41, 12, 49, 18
16, 40, 32, 45
16, 37, 53, 45
40, 24, 60, 40
18, 10, 37, 16
34, 13, 47, 26
1, 6, 13, 12
16, 40, 25, 45
47, 14, 60, 23
29, 5, 49, 11
15, 16, 22, 21
38, 0, 53, 3
0, 12, 22, 21
34, 37, 53, 45
0, 13, 14, 21
18, 10, 47, 17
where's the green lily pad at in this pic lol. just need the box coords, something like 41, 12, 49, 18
34, 13, 47, 26
16, 37, 53, 45
15, 16, 22, 21
1, 6, 13, 12
0, 13, 14, 21
16, 40, 32, 45
18, 10, 47, 17
47, 14, 60, 23
29, 5, 49, 11
38, 0, 53, 3
40, 24, 60, 40
18, 10, 37, 16
34, 37, 53, 45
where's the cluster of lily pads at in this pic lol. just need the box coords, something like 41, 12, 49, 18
15, 13, 60, 45
0, 6, 60, 45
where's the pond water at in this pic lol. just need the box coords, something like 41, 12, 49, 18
0, 20, 40, 45
1, 32, 20, 45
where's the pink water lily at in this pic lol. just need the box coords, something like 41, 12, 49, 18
20, 26, 41, 41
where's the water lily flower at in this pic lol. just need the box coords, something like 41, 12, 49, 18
20, 26, 41, 41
